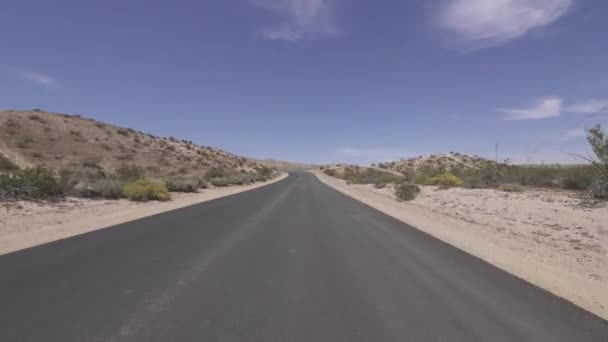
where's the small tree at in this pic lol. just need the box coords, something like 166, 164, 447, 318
587, 125, 608, 199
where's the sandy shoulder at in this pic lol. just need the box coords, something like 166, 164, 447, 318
311, 170, 608, 321
0, 173, 288, 255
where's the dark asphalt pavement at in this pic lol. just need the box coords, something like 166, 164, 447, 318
1, 172, 607, 341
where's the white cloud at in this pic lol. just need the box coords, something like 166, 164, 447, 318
6, 66, 61, 88
566, 99, 608, 114
254, 0, 339, 41
499, 96, 563, 120
437, 0, 573, 47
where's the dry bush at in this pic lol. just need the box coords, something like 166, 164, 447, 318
395, 183, 421, 201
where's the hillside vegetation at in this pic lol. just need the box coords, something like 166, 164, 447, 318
0, 109, 276, 201
322, 125, 608, 200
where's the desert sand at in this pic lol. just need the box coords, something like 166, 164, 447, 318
0, 173, 288, 255
312, 170, 608, 320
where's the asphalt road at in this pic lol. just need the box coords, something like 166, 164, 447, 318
1, 172, 606, 341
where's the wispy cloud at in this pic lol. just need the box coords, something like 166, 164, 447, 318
253, 0, 339, 41
5, 66, 61, 88
566, 99, 608, 114
436, 0, 573, 48
499, 96, 563, 120
500, 97, 608, 120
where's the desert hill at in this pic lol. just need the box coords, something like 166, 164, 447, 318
375, 152, 496, 175
0, 109, 263, 179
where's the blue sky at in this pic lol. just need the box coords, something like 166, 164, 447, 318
1, 0, 607, 164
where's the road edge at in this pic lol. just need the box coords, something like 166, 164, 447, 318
309, 170, 608, 322
1, 173, 289, 255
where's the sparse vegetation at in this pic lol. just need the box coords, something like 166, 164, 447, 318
0, 168, 62, 201
165, 179, 199, 193
0, 110, 276, 202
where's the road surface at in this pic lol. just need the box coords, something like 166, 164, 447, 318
1, 172, 606, 341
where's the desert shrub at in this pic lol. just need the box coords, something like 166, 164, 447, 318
498, 184, 524, 193
0, 153, 19, 172
394, 183, 420, 201
81, 159, 100, 168
428, 173, 463, 186
0, 167, 62, 200
165, 179, 199, 193
28, 114, 47, 124
123, 178, 170, 201
373, 181, 386, 189
323, 168, 338, 177
341, 167, 404, 185
562, 173, 592, 190
116, 164, 145, 181
254, 166, 274, 181
412, 175, 430, 185
196, 179, 208, 189
16, 138, 34, 149
116, 129, 130, 136
586, 124, 608, 199
80, 178, 125, 199
204, 167, 227, 180
210, 177, 230, 187
57, 169, 79, 195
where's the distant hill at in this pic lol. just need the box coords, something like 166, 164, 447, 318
375, 152, 496, 175
0, 109, 265, 178
252, 158, 318, 171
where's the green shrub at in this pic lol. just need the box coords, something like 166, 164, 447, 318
165, 179, 199, 193
123, 178, 170, 201
428, 173, 464, 186
0, 153, 19, 172
394, 183, 421, 201
0, 167, 62, 200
